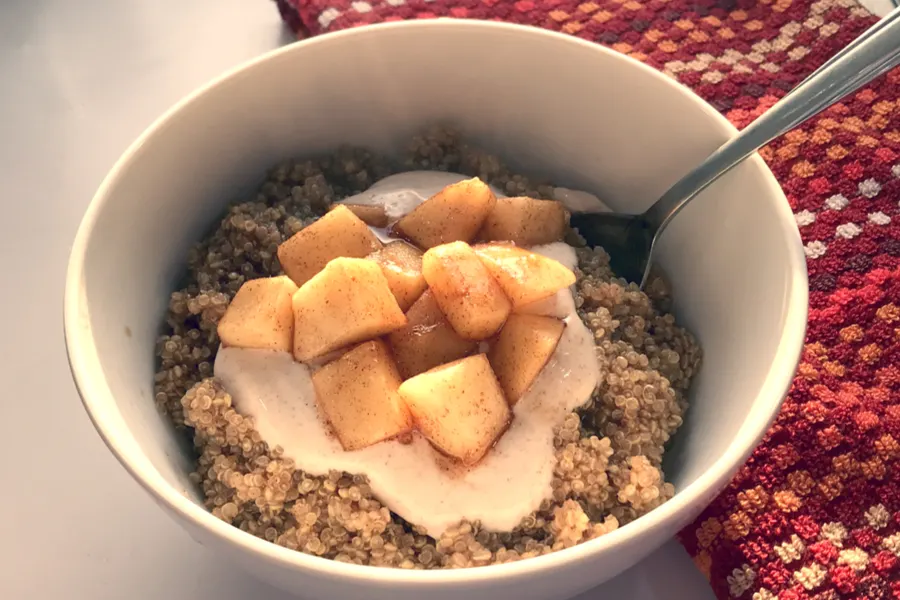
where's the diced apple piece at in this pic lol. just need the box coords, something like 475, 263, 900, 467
393, 178, 496, 248
478, 197, 568, 246
387, 290, 478, 378
331, 203, 389, 228
312, 340, 412, 451
514, 293, 569, 318
474, 243, 576, 309
398, 354, 510, 465
368, 241, 427, 312
292, 257, 407, 361
422, 242, 512, 340
278, 204, 382, 286
217, 276, 298, 352
488, 314, 566, 405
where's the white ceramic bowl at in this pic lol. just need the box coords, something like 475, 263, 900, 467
64, 19, 807, 600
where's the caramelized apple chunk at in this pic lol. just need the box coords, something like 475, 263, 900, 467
278, 204, 381, 286
368, 241, 427, 312
398, 354, 510, 465
312, 340, 412, 451
478, 196, 568, 246
387, 290, 478, 378
422, 241, 512, 340
393, 178, 496, 248
332, 202, 390, 228
488, 314, 565, 405
216, 276, 298, 352
474, 243, 576, 309
292, 257, 406, 361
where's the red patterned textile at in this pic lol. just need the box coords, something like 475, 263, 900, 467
275, 1, 900, 597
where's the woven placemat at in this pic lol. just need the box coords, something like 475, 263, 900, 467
275, 1, 900, 597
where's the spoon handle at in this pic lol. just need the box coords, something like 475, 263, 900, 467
643, 7, 900, 235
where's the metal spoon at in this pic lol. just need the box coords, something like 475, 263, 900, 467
569, 7, 900, 289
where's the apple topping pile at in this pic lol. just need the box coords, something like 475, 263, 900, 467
215, 177, 579, 466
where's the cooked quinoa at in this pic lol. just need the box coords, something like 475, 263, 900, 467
155, 126, 702, 569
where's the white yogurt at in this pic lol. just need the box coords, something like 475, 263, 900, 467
342, 170, 611, 215
213, 172, 601, 537
553, 186, 612, 213
339, 171, 505, 221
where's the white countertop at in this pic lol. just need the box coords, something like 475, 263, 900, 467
0, 1, 714, 598
860, 0, 897, 16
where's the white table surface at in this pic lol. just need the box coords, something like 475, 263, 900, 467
860, 0, 897, 16
0, 1, 715, 598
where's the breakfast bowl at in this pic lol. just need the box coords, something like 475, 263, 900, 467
64, 19, 808, 600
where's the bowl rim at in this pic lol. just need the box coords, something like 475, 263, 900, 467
64, 18, 808, 586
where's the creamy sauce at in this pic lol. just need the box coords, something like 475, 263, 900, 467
553, 186, 612, 213
342, 170, 611, 216
214, 172, 601, 537
340, 171, 506, 222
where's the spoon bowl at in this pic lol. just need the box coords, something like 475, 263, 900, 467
569, 211, 653, 285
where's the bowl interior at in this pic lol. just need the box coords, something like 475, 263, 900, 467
67, 21, 806, 564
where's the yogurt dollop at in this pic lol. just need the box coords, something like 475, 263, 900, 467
214, 172, 600, 537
